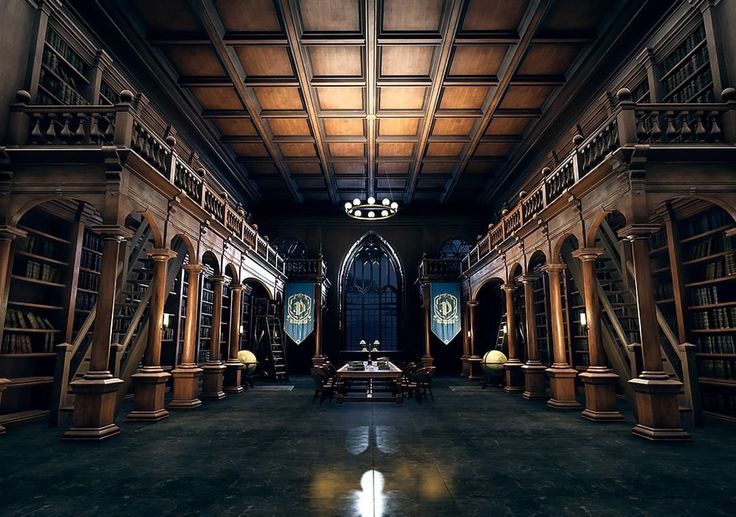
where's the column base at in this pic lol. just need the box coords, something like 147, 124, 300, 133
421, 355, 434, 368
629, 376, 691, 441
579, 368, 624, 422
312, 355, 326, 367
63, 374, 123, 441
201, 362, 226, 399
521, 363, 547, 400
169, 366, 203, 409
460, 356, 470, 378
546, 366, 580, 409
467, 355, 482, 380
503, 361, 525, 393
126, 369, 171, 422
223, 361, 244, 394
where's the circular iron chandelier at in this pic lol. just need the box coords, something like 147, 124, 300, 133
344, 197, 399, 221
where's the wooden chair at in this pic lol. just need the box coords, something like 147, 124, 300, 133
414, 366, 436, 403
401, 362, 418, 400
310, 367, 334, 405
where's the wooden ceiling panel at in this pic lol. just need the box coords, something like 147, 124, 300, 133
448, 45, 507, 77
485, 117, 531, 135
308, 46, 363, 77
517, 44, 580, 76
377, 176, 407, 189
541, 0, 609, 32
268, 118, 312, 136
475, 142, 514, 156
243, 162, 280, 174
298, 0, 361, 33
378, 143, 415, 157
380, 46, 435, 77
213, 118, 258, 136
431, 118, 475, 136
439, 86, 490, 110
231, 142, 270, 157
214, 0, 282, 33
417, 176, 447, 189
294, 176, 327, 189
190, 87, 244, 110
382, 0, 444, 32
253, 87, 304, 110
426, 142, 465, 157
315, 87, 364, 111
164, 46, 225, 77
279, 142, 318, 157
336, 177, 367, 189
236, 46, 294, 77
131, 0, 203, 32
378, 118, 421, 136
333, 162, 366, 174
323, 118, 365, 136
460, 0, 528, 33
378, 162, 411, 175
329, 143, 365, 157
287, 162, 323, 174
421, 162, 455, 174
500, 85, 554, 109
379, 87, 427, 111
465, 160, 499, 175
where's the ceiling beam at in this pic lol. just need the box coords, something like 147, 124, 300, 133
178, 76, 234, 87
366, 0, 377, 198
277, 0, 339, 204
403, 0, 466, 204
188, 0, 302, 203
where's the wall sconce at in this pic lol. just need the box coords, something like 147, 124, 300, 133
162, 313, 172, 330
579, 312, 587, 329
467, 330, 472, 339
239, 325, 245, 335
501, 323, 507, 335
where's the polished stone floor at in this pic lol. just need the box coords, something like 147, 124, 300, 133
1, 376, 735, 517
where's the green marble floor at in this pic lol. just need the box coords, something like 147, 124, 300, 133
1, 377, 735, 517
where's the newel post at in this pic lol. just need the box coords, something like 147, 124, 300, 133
720, 88, 736, 143
113, 90, 136, 146
8, 91, 31, 146
614, 88, 637, 145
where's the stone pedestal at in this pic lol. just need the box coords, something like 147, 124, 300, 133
169, 366, 203, 409
63, 376, 123, 440
630, 376, 691, 441
503, 360, 524, 393
521, 363, 547, 400
579, 368, 624, 422
546, 367, 580, 409
126, 370, 171, 422
223, 361, 244, 394
201, 362, 226, 399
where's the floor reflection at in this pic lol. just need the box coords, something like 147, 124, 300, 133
355, 470, 385, 517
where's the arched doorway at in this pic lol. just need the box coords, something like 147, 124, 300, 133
339, 232, 403, 351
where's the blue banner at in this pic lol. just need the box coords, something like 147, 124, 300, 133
284, 282, 314, 344
430, 282, 462, 345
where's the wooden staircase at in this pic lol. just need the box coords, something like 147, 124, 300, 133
254, 302, 288, 381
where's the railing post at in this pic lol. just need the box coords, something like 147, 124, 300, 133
719, 88, 736, 143
7, 90, 31, 145
571, 134, 583, 182
113, 90, 136, 147
540, 167, 550, 209
614, 88, 637, 145
678, 343, 703, 427
165, 134, 177, 184
48, 343, 73, 427
110, 343, 124, 379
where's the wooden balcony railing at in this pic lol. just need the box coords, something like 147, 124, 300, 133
461, 87, 736, 273
6, 89, 285, 274
418, 257, 462, 279
285, 257, 327, 280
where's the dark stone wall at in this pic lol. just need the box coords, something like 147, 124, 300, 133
0, 0, 34, 142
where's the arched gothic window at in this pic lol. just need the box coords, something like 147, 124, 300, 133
340, 233, 403, 351
272, 237, 306, 259
439, 238, 472, 260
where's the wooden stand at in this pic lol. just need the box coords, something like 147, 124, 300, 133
223, 361, 244, 394
63, 375, 123, 440
126, 370, 170, 421
522, 364, 547, 400
169, 367, 203, 409
630, 376, 691, 440
201, 363, 226, 399
580, 369, 624, 421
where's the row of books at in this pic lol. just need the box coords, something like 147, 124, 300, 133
202, 288, 215, 303
701, 391, 736, 416
5, 309, 54, 330
1, 333, 54, 354
80, 249, 101, 272
655, 282, 674, 300
83, 230, 102, 251
661, 25, 706, 72
24, 259, 62, 283
686, 236, 734, 261
18, 235, 66, 260
699, 359, 736, 380
680, 208, 731, 239
692, 307, 736, 330
650, 230, 667, 250
690, 285, 721, 306
661, 45, 709, 95
695, 335, 735, 354
76, 291, 97, 312
664, 70, 713, 104
39, 68, 88, 105
78, 269, 100, 292
46, 28, 88, 77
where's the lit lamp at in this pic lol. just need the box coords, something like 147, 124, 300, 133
501, 323, 507, 335
162, 313, 172, 331
579, 312, 587, 329
371, 339, 380, 352
239, 325, 245, 334
360, 339, 368, 352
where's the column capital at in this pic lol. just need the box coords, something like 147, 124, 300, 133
145, 248, 177, 262
91, 225, 135, 241
519, 274, 540, 284
502, 283, 517, 292
571, 247, 605, 261
210, 274, 228, 285
617, 224, 661, 241
229, 284, 244, 293
183, 263, 204, 274
0, 225, 27, 241
541, 263, 566, 273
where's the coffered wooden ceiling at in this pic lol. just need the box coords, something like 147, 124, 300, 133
123, 0, 623, 206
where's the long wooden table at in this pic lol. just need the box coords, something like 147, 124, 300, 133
335, 361, 403, 404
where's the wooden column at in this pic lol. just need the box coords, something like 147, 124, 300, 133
467, 300, 481, 380
127, 248, 176, 422
202, 275, 227, 399
64, 226, 131, 440
542, 263, 580, 409
421, 280, 433, 367
461, 302, 471, 377
502, 284, 524, 393
520, 276, 546, 400
572, 248, 624, 422
170, 264, 204, 409
619, 225, 690, 440
223, 284, 244, 393
312, 279, 324, 366
0, 226, 26, 348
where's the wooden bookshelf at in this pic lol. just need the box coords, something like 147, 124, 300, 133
565, 271, 589, 371
240, 285, 254, 351
560, 269, 574, 368
659, 24, 714, 104
531, 268, 552, 366
37, 27, 90, 106
220, 282, 231, 361
197, 267, 215, 364
513, 273, 526, 363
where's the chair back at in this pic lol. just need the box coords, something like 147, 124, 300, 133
310, 367, 329, 388
415, 366, 436, 384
